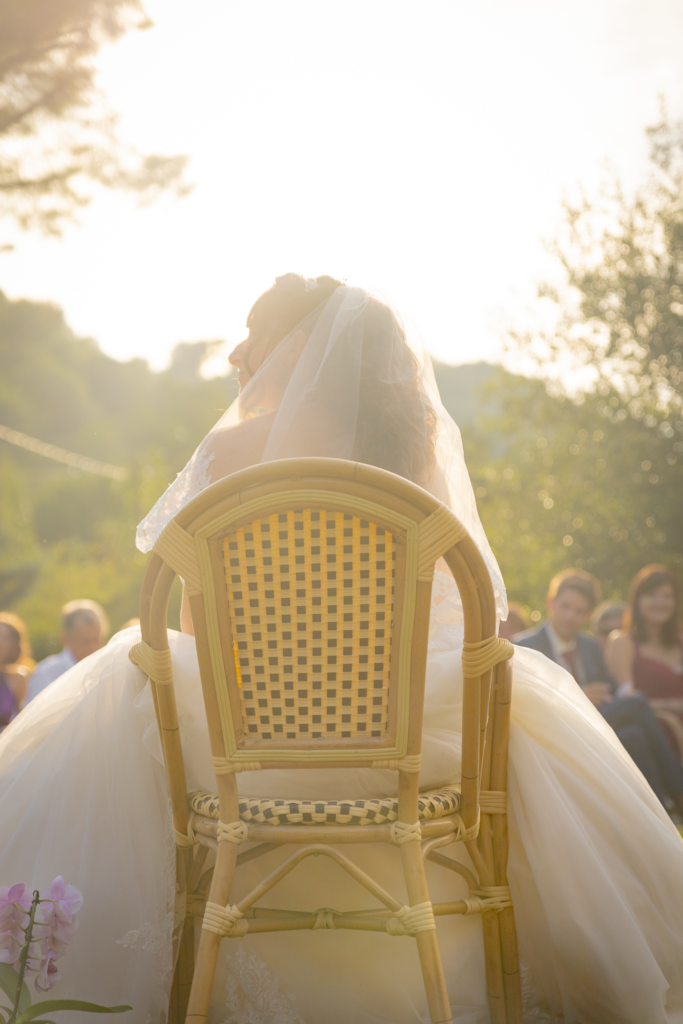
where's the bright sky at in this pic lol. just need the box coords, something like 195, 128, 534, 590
2, 0, 683, 371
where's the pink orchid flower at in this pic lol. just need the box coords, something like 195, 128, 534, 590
0, 883, 31, 927
43, 877, 83, 924
36, 919, 77, 959
33, 877, 83, 969
0, 933, 21, 967
0, 884, 32, 968
35, 955, 60, 993
0, 877, 83, 983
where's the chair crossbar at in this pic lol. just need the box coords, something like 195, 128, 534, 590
233, 844, 403, 916
190, 814, 459, 845
191, 894, 513, 933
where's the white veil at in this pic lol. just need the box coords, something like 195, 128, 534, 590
137, 286, 507, 620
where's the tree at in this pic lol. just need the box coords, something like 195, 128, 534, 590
0, 0, 190, 237
515, 106, 683, 430
494, 105, 683, 612
0, 289, 234, 655
462, 377, 683, 617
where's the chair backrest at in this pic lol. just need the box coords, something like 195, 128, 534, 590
135, 458, 509, 839
222, 506, 396, 747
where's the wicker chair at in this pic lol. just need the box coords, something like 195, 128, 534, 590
130, 458, 523, 1024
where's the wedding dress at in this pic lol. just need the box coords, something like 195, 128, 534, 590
2, 285, 683, 1024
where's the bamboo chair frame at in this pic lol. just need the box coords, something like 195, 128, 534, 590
131, 458, 523, 1024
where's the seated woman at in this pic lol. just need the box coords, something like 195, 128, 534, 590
607, 565, 683, 757
0, 612, 32, 730
591, 600, 626, 652
2, 277, 683, 1024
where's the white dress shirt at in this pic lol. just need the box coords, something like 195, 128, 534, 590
25, 649, 77, 704
545, 623, 587, 686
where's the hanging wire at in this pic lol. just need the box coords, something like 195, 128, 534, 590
0, 423, 128, 481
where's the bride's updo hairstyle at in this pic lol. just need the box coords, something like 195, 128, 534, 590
246, 273, 343, 347
248, 273, 437, 487
138, 276, 506, 622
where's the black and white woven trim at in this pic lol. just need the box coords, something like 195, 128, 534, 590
189, 785, 460, 827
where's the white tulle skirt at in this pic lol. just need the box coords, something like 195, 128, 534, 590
2, 626, 683, 1024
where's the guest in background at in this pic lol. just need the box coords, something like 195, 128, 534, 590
0, 612, 34, 731
591, 600, 627, 651
25, 600, 109, 705
498, 601, 530, 640
606, 565, 683, 755
514, 570, 614, 694
515, 569, 683, 810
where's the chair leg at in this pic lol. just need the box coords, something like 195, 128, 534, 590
401, 839, 453, 1024
170, 916, 194, 1023
499, 907, 524, 1023
487, 661, 524, 1023
482, 913, 507, 1024
185, 840, 238, 1022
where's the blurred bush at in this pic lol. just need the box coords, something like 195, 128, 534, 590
0, 289, 235, 658
0, 263, 681, 653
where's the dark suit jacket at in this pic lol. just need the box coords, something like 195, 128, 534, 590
513, 622, 616, 692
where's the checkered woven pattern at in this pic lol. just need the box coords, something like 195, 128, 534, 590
223, 509, 395, 741
189, 786, 461, 826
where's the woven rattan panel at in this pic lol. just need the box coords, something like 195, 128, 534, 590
189, 786, 460, 826
222, 509, 395, 741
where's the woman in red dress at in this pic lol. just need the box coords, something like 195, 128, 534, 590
607, 565, 683, 755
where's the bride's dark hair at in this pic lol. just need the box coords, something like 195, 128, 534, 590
247, 273, 344, 341
354, 296, 437, 486
249, 274, 437, 486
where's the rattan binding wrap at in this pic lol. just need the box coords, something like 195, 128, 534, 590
461, 636, 514, 676
154, 517, 203, 595
128, 640, 174, 686
415, 504, 468, 582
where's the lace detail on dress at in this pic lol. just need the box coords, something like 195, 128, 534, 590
115, 803, 176, 987
135, 444, 216, 553
520, 962, 562, 1024
220, 945, 306, 1024
115, 913, 169, 954
428, 570, 465, 652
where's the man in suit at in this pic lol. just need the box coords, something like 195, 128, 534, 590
514, 569, 683, 810
25, 600, 108, 705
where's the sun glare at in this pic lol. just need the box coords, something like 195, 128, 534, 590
2, 0, 683, 370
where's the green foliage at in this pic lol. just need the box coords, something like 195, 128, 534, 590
0, 963, 29, 1014
494, 106, 683, 617
431, 360, 503, 428
15, 1000, 131, 1021
461, 378, 682, 618
1, 280, 680, 647
0, 455, 40, 607
514, 105, 683, 422
0, 289, 233, 657
0, 0, 190, 237
0, 959, 130, 1023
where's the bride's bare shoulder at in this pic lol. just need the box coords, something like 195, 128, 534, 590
206, 412, 275, 481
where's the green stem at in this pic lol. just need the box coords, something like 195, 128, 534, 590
8, 890, 40, 1024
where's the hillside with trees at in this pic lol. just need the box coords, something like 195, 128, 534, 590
1, 282, 681, 658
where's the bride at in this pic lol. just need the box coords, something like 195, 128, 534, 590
2, 275, 683, 1024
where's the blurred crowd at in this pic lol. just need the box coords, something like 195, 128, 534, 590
1, 563, 681, 813
500, 564, 683, 815
0, 602, 139, 731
